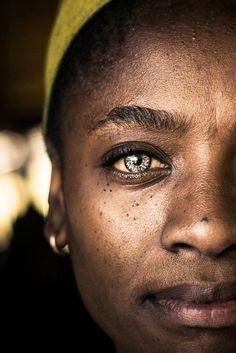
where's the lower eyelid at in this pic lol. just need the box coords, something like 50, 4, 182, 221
109, 168, 171, 185
112, 165, 171, 178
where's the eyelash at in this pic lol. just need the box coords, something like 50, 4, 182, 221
102, 142, 172, 185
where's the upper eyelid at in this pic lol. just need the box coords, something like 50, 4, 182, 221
109, 149, 158, 161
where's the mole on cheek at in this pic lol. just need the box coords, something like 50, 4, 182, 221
201, 217, 209, 223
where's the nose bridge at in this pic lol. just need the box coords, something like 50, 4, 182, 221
191, 165, 228, 218
161, 148, 236, 257
191, 142, 235, 219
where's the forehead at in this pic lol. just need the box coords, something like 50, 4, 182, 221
64, 5, 236, 141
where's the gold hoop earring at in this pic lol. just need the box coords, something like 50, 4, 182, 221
49, 235, 70, 256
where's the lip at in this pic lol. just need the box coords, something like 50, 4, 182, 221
141, 281, 236, 328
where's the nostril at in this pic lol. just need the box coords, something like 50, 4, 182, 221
172, 243, 193, 253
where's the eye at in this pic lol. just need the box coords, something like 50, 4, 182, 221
102, 142, 172, 185
114, 153, 168, 173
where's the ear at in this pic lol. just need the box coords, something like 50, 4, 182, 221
44, 157, 68, 251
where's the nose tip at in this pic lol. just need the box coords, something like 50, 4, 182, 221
161, 216, 236, 258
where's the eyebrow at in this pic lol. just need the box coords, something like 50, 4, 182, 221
88, 105, 190, 135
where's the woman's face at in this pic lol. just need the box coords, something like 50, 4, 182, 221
48, 13, 236, 353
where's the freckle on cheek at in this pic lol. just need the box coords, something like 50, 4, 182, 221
150, 195, 153, 198
103, 189, 106, 192
110, 189, 112, 192
100, 211, 103, 216
126, 213, 129, 217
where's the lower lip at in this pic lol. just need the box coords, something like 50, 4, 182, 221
149, 299, 236, 328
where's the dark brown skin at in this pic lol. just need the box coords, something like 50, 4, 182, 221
45, 2, 236, 352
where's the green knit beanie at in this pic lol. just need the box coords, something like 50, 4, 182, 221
43, 0, 110, 133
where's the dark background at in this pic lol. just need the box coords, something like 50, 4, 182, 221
0, 1, 114, 350
0, 0, 58, 131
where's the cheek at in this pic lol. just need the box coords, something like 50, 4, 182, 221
64, 172, 169, 322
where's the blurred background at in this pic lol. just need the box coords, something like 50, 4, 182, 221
0, 1, 113, 350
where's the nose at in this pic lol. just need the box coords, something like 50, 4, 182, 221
161, 176, 236, 258
162, 216, 236, 258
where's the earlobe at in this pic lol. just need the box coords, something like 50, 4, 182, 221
49, 234, 70, 256
44, 160, 69, 255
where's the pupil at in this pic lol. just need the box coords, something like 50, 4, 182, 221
136, 156, 143, 166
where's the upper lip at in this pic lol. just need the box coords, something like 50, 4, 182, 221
141, 280, 236, 304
